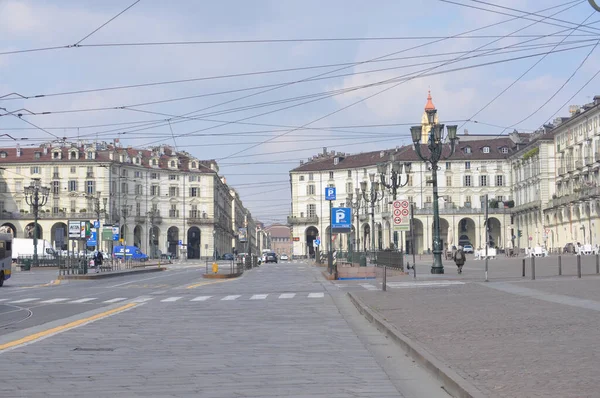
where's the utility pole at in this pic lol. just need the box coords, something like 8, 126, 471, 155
485, 193, 489, 282
24, 179, 49, 267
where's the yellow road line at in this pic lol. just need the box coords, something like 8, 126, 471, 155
0, 303, 137, 352
185, 279, 234, 289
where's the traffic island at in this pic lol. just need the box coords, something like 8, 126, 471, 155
202, 272, 243, 279
58, 266, 166, 280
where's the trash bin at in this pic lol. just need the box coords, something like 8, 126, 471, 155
22, 259, 32, 271
359, 255, 367, 267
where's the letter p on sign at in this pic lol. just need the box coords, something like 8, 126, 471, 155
335, 209, 346, 223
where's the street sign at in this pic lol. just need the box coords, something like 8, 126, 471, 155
325, 187, 336, 201
68, 221, 80, 239
178, 240, 183, 246
112, 226, 120, 241
529, 236, 533, 241
93, 220, 100, 229
87, 230, 97, 247
331, 207, 352, 232
315, 238, 321, 246
392, 200, 410, 231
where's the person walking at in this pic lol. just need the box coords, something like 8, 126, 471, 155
95, 251, 103, 273
453, 245, 466, 274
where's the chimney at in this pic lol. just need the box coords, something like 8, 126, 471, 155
16, 144, 21, 157
569, 105, 579, 116
43, 145, 48, 155
594, 95, 600, 106
464, 129, 469, 136
322, 147, 327, 155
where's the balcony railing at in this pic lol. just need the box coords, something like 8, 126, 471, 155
86, 172, 94, 178
287, 215, 318, 225
567, 163, 575, 172
512, 200, 542, 213
134, 215, 146, 223
187, 217, 214, 225
52, 172, 60, 179
558, 166, 566, 175
414, 206, 511, 215
0, 212, 99, 220
575, 160, 584, 169
585, 156, 594, 166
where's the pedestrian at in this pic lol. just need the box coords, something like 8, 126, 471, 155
453, 245, 466, 274
95, 251, 103, 273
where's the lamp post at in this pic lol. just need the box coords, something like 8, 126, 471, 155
213, 228, 217, 261
346, 188, 362, 252
148, 207, 159, 259
24, 178, 50, 268
410, 109, 458, 274
360, 174, 383, 261
93, 192, 107, 253
120, 204, 132, 247
589, 0, 600, 12
377, 155, 410, 200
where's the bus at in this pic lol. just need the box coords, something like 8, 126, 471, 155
0, 233, 13, 287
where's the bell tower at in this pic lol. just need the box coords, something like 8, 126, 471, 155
421, 90, 439, 142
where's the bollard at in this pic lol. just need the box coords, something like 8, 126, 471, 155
522, 258, 526, 277
382, 266, 387, 291
577, 255, 582, 278
596, 254, 599, 274
531, 256, 535, 280
558, 255, 562, 276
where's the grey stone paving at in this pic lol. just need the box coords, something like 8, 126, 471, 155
354, 280, 600, 398
0, 261, 445, 397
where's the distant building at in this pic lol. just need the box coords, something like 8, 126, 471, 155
264, 224, 292, 256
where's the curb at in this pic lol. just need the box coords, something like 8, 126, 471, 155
348, 292, 486, 398
202, 272, 243, 279
57, 267, 166, 280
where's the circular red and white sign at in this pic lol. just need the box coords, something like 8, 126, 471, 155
393, 208, 402, 216
393, 201, 402, 209
394, 216, 402, 224
401, 208, 409, 216
401, 200, 409, 208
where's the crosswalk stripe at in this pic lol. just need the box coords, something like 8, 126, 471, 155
132, 297, 153, 303
161, 297, 182, 302
308, 292, 324, 298
221, 295, 241, 301
360, 284, 378, 291
191, 296, 212, 301
279, 293, 295, 299
0, 298, 10, 302
41, 298, 69, 303
9, 298, 38, 303
386, 281, 465, 288
103, 298, 127, 303
69, 298, 97, 303
250, 294, 268, 300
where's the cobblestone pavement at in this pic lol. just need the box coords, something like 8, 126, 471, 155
0, 262, 449, 397
353, 279, 600, 398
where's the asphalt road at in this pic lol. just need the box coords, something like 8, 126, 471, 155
0, 260, 448, 398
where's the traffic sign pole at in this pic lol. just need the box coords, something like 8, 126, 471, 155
328, 199, 333, 275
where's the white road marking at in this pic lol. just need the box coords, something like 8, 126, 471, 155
191, 296, 212, 301
69, 298, 97, 303
250, 294, 268, 300
386, 281, 465, 288
161, 297, 182, 302
103, 297, 127, 303
9, 298, 39, 303
0, 299, 9, 302
40, 298, 69, 303
221, 295, 241, 301
279, 293, 296, 299
131, 297, 153, 303
360, 284, 378, 291
308, 292, 324, 298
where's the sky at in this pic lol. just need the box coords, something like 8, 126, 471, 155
1, 0, 600, 224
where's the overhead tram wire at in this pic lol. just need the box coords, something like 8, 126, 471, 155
458, 10, 597, 132
72, 0, 142, 46
108, 1, 585, 146
439, 0, 600, 35
19, 39, 598, 122
4, 35, 599, 102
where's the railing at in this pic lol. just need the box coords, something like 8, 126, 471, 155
52, 172, 60, 179
134, 215, 146, 223
0, 212, 99, 220
287, 215, 318, 224
187, 217, 214, 225
512, 200, 542, 212
414, 206, 511, 215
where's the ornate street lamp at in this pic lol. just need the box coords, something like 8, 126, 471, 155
410, 107, 459, 274
346, 188, 362, 252
24, 178, 50, 267
360, 174, 384, 260
377, 154, 411, 200
589, 0, 600, 12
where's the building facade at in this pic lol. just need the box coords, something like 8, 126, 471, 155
544, 97, 600, 250
264, 224, 292, 256
289, 93, 521, 256
0, 142, 258, 259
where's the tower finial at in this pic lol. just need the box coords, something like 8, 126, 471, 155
425, 90, 435, 111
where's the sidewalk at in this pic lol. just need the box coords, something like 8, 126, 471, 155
349, 274, 600, 398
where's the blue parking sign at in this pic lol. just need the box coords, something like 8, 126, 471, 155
331, 207, 352, 232
325, 187, 336, 201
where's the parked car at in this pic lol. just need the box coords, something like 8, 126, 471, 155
113, 245, 149, 261
462, 245, 474, 254
222, 253, 234, 261
265, 252, 278, 263
280, 254, 289, 261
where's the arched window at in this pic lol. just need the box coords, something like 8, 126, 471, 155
171, 161, 175, 167
191, 162, 196, 168
70, 151, 77, 159
152, 159, 157, 166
